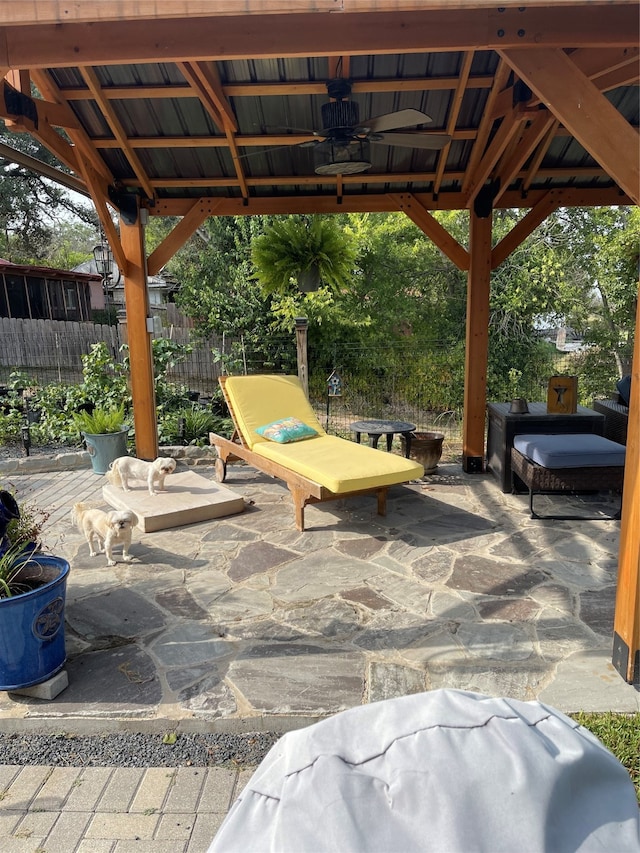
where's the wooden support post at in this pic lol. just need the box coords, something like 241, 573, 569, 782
295, 316, 309, 398
612, 292, 640, 684
463, 210, 492, 473
119, 212, 158, 461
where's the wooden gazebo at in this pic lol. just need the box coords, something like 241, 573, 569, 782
1, 0, 638, 683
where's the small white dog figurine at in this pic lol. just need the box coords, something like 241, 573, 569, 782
106, 455, 176, 496
72, 502, 138, 567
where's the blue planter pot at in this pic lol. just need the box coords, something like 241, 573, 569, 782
0, 555, 70, 690
82, 428, 129, 475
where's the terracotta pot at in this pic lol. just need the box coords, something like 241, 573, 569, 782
401, 432, 445, 474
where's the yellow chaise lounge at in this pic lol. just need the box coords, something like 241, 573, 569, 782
209, 374, 424, 531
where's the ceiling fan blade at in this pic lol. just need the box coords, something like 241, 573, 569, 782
237, 140, 319, 160
361, 108, 433, 133
371, 131, 451, 150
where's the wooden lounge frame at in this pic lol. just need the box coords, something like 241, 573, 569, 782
210, 376, 400, 531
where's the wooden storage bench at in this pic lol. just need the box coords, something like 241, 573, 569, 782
510, 433, 626, 520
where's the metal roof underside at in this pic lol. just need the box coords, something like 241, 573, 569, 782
0, 2, 638, 214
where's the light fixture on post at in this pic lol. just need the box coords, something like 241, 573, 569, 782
93, 241, 114, 317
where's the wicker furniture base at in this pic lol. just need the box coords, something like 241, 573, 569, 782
511, 448, 624, 520
592, 399, 629, 445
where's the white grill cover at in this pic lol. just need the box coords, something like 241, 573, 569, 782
209, 690, 640, 852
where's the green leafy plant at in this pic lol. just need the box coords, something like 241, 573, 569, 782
72, 406, 126, 435
158, 405, 231, 446
251, 215, 357, 294
0, 541, 37, 598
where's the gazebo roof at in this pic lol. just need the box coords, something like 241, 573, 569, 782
1, 1, 638, 218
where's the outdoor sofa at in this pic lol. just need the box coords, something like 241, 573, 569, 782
209, 374, 424, 531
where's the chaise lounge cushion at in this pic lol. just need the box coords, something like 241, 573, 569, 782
253, 434, 424, 494
225, 375, 326, 448
513, 433, 626, 468
224, 373, 424, 492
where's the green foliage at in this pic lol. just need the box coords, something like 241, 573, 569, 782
158, 405, 231, 446
572, 712, 640, 801
5, 497, 49, 552
0, 120, 97, 263
251, 215, 358, 295
80, 342, 130, 409
72, 406, 126, 435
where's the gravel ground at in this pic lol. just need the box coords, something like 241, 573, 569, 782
0, 441, 76, 461
0, 731, 282, 767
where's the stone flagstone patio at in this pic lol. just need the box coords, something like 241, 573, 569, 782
0, 459, 637, 731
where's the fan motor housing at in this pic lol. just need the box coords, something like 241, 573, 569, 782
321, 99, 360, 132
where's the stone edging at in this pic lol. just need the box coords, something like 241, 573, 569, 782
0, 445, 217, 475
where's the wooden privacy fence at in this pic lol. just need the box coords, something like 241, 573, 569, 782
0, 317, 225, 392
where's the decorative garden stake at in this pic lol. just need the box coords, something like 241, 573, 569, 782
326, 369, 343, 429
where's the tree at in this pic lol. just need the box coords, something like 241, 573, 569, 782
0, 121, 97, 264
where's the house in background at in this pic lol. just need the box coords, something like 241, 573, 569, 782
0, 259, 101, 321
72, 260, 178, 316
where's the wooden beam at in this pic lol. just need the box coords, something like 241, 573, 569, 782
76, 154, 129, 277
0, 140, 88, 196
491, 190, 562, 268
147, 199, 221, 276
492, 111, 556, 203
462, 60, 511, 195
522, 119, 559, 192
433, 50, 474, 198
176, 61, 248, 198
96, 129, 476, 149
59, 76, 495, 101
119, 214, 158, 462
30, 68, 114, 183
462, 209, 492, 473
464, 104, 528, 206
2, 7, 638, 69
499, 47, 640, 205
149, 186, 630, 217
612, 289, 640, 684
390, 193, 469, 270
80, 66, 155, 201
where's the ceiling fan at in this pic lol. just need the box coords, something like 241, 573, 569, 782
301, 78, 451, 175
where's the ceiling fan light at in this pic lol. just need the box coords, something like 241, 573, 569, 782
314, 139, 372, 176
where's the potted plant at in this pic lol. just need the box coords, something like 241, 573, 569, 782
0, 489, 70, 691
72, 405, 129, 474
251, 215, 357, 294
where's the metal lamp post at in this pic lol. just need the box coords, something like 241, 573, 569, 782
93, 241, 114, 318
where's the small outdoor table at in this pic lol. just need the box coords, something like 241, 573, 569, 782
350, 419, 416, 457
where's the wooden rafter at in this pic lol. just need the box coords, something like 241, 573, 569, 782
433, 51, 474, 198
79, 66, 155, 200
500, 47, 640, 205
30, 69, 114, 183
176, 61, 248, 199
492, 111, 556, 203
75, 154, 128, 276
461, 60, 511, 196
522, 119, 560, 193
57, 76, 496, 101
464, 103, 528, 207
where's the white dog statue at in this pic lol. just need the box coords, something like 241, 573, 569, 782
72, 502, 138, 566
106, 456, 177, 496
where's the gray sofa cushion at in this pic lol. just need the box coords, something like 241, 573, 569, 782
513, 433, 626, 468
